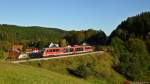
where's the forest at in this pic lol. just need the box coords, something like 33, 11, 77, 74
110, 12, 150, 81
0, 12, 150, 82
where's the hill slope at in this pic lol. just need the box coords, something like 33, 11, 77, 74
22, 52, 125, 84
0, 24, 67, 49
0, 62, 90, 84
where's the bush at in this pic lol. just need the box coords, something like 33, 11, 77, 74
111, 37, 129, 65
67, 62, 96, 78
0, 49, 5, 60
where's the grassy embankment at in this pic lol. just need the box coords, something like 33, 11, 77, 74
0, 62, 90, 84
22, 52, 126, 84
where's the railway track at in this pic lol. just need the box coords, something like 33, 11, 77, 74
9, 51, 104, 63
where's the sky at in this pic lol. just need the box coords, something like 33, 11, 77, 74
0, 0, 150, 35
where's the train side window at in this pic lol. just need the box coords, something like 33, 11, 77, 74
65, 48, 69, 52
85, 47, 91, 49
56, 49, 59, 52
80, 48, 83, 51
76, 48, 83, 51
85, 47, 87, 49
70, 48, 73, 52
77, 48, 79, 51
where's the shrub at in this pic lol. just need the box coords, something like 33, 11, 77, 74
0, 49, 5, 60
67, 62, 96, 78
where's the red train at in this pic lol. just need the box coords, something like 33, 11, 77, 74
43, 45, 93, 57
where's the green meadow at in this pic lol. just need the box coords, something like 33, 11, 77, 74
0, 62, 90, 84
21, 52, 125, 84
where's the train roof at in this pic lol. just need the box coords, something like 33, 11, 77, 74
43, 45, 92, 50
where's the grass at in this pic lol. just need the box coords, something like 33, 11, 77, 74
22, 52, 126, 84
0, 62, 90, 84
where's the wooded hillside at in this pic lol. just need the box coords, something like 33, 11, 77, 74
110, 12, 150, 81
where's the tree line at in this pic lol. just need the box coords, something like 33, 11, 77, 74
0, 24, 106, 58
